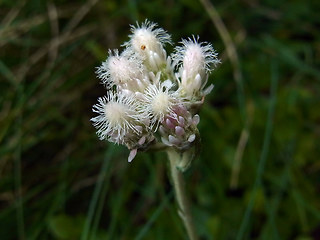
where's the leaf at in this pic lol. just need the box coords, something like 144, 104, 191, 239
48, 214, 84, 240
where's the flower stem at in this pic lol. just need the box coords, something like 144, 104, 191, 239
167, 150, 199, 240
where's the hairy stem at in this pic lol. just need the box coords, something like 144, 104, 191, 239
167, 150, 198, 240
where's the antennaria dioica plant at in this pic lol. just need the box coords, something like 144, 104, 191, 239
91, 20, 220, 240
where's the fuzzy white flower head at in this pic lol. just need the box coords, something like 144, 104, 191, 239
173, 36, 220, 98
91, 91, 146, 145
125, 20, 172, 72
141, 79, 178, 129
96, 49, 150, 92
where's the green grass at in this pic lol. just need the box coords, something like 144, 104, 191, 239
237, 61, 278, 240
1, 0, 320, 239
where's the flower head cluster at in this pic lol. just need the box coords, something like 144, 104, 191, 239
91, 20, 219, 163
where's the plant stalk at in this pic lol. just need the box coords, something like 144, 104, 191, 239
167, 150, 199, 240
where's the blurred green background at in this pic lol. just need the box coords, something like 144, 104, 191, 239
1, 0, 319, 239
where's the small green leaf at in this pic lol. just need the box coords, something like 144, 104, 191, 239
48, 214, 84, 240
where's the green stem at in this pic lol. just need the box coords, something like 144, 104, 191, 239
167, 150, 198, 240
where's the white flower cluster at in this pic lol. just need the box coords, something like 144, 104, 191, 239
91, 20, 220, 162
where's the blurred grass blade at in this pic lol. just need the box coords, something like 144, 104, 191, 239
89, 158, 112, 240
263, 36, 320, 79
134, 191, 173, 240
0, 60, 18, 88
199, 0, 246, 123
80, 146, 115, 240
14, 81, 25, 240
236, 60, 279, 240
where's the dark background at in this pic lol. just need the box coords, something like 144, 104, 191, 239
1, 0, 319, 239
